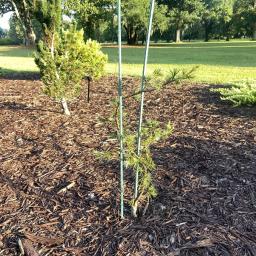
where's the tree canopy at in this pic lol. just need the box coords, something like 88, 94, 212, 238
0, 0, 36, 45
1, 0, 256, 45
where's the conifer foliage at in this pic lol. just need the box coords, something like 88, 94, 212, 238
34, 0, 107, 115
213, 82, 256, 106
35, 26, 107, 115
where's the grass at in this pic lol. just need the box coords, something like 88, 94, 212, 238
1, 40, 256, 84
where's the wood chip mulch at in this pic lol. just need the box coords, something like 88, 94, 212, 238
0, 76, 255, 256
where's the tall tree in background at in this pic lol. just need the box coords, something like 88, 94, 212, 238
8, 14, 24, 43
201, 0, 236, 41
64, 0, 116, 41
122, 0, 168, 45
0, 0, 36, 45
0, 27, 7, 38
158, 0, 205, 43
65, 0, 168, 45
234, 0, 256, 40
217, 0, 235, 41
202, 0, 221, 41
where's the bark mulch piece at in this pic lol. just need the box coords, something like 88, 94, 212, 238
0, 77, 255, 255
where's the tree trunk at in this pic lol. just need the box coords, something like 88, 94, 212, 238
111, 12, 115, 42
11, 0, 27, 37
142, 36, 145, 45
51, 33, 55, 58
253, 23, 256, 40
253, 30, 256, 40
61, 98, 71, 116
176, 29, 181, 43
125, 25, 139, 45
204, 24, 210, 42
22, 0, 36, 46
11, 0, 36, 46
251, 0, 256, 39
24, 26, 36, 46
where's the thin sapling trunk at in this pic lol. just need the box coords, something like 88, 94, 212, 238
61, 98, 70, 115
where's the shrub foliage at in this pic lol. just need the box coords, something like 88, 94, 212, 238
35, 26, 107, 115
213, 82, 256, 106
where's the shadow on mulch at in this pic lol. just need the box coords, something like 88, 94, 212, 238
153, 135, 256, 175
192, 84, 256, 118
0, 102, 60, 114
0, 78, 255, 256
0, 71, 40, 81
146, 134, 256, 255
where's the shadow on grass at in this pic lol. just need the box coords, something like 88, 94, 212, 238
0, 101, 60, 114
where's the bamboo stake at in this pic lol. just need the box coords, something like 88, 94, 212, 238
117, 0, 125, 219
134, 0, 155, 200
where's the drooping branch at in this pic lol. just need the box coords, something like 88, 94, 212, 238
10, 0, 27, 35
10, 0, 36, 45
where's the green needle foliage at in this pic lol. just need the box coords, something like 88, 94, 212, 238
148, 66, 198, 90
213, 82, 256, 106
33, 0, 62, 52
95, 66, 197, 217
127, 66, 198, 99
35, 25, 107, 115
95, 119, 173, 217
127, 120, 173, 217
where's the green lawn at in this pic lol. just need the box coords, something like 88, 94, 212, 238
1, 41, 256, 84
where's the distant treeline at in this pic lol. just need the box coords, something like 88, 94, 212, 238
0, 0, 255, 45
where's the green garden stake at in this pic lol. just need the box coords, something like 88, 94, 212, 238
134, 0, 155, 200
117, 0, 125, 219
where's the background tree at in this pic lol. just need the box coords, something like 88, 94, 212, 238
0, 27, 7, 38
202, 0, 222, 41
158, 0, 205, 43
0, 0, 36, 45
8, 14, 24, 44
233, 0, 256, 40
65, 0, 168, 45
122, 0, 168, 45
6, 13, 43, 44
2, 0, 256, 44
64, 0, 116, 41
217, 0, 235, 41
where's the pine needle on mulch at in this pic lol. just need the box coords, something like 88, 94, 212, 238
0, 76, 255, 255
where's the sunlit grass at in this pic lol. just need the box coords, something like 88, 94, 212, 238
1, 40, 256, 84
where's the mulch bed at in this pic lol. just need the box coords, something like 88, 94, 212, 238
0, 76, 255, 256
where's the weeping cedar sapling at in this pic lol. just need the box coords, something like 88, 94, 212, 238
96, 66, 197, 217
35, 26, 107, 115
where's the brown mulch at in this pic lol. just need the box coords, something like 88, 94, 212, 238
0, 76, 255, 256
